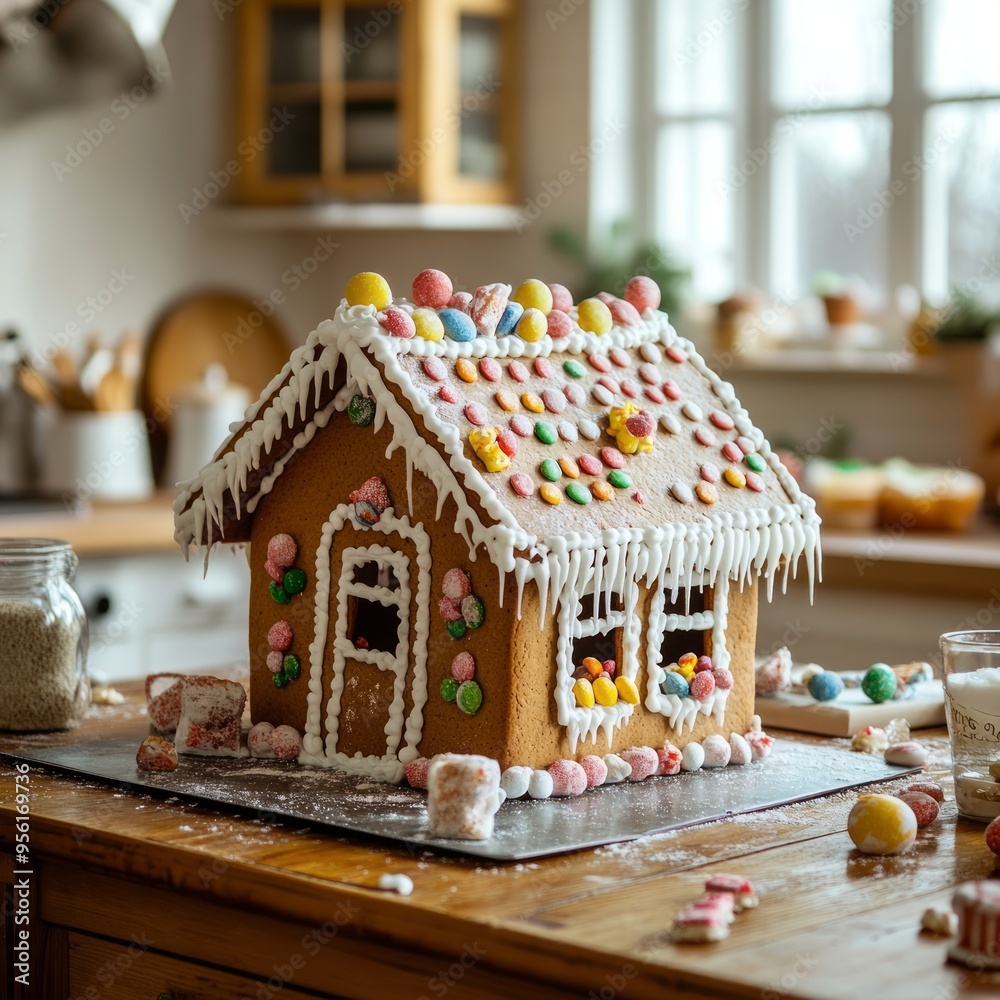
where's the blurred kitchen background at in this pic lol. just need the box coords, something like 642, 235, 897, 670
0, 0, 997, 682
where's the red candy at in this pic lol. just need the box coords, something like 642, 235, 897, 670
422, 357, 447, 381
534, 357, 554, 378
644, 385, 666, 404
657, 744, 683, 776
546, 309, 572, 339
691, 671, 716, 701
439, 385, 459, 404
509, 414, 532, 437
264, 558, 285, 583
600, 446, 625, 469
438, 597, 463, 622
542, 389, 566, 414
710, 410, 735, 431
578, 454, 602, 476
607, 297, 642, 326
465, 402, 487, 426
267, 533, 298, 568
897, 791, 939, 828
737, 435, 756, 454
610, 348, 630, 368
700, 463, 720, 483
549, 283, 574, 313
620, 378, 640, 399
547, 759, 588, 797
449, 291, 473, 312
564, 383, 585, 406
722, 441, 744, 463
580, 754, 608, 787
906, 781, 944, 803
508, 360, 529, 383
589, 354, 611, 373
746, 472, 765, 492
412, 269, 453, 309
442, 567, 472, 601
662, 381, 681, 402
496, 428, 518, 457
694, 427, 717, 447
451, 651, 476, 682
404, 757, 431, 789
638, 363, 661, 385
378, 306, 415, 338
986, 815, 1000, 855
624, 276, 661, 313
621, 746, 659, 782
713, 666, 734, 691
665, 345, 686, 364
598, 375, 620, 394
625, 412, 655, 438
695, 655, 713, 673
479, 358, 502, 382
268, 620, 293, 651
509, 473, 534, 498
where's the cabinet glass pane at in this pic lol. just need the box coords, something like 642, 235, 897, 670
269, 8, 321, 86
268, 101, 321, 175
344, 100, 398, 172
772, 0, 891, 109
343, 5, 399, 82
459, 15, 503, 180
925, 0, 1000, 99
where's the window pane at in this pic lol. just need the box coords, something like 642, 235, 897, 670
771, 111, 891, 299
655, 122, 735, 301
923, 102, 1000, 299
925, 0, 1000, 99
656, 0, 740, 115
772, 0, 892, 108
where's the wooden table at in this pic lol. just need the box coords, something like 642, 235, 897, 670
2, 685, 998, 1000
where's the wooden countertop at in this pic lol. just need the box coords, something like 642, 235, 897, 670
0, 494, 178, 556
2, 684, 998, 998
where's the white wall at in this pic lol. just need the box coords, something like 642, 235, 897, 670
0, 0, 594, 361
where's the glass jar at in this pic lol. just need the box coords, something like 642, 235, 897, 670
941, 630, 1000, 821
0, 538, 89, 731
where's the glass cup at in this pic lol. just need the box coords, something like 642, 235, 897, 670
941, 631, 1000, 821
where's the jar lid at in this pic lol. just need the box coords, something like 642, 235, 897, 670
0, 537, 76, 575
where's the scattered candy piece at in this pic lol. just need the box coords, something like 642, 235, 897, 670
439, 308, 477, 342
746, 472, 765, 492
442, 568, 472, 602
660, 412, 681, 435
605, 296, 642, 326
136, 734, 178, 771
709, 410, 735, 431
671, 899, 732, 943
427, 754, 502, 840
534, 421, 557, 445
624, 276, 661, 313
921, 906, 958, 936
412, 307, 444, 342
465, 402, 488, 426
438, 596, 463, 623
509, 473, 534, 498
745, 453, 766, 473
547, 759, 588, 797
422, 356, 447, 381
268, 581, 289, 605
378, 873, 414, 896
851, 725, 890, 754
528, 769, 554, 799
897, 790, 939, 828
542, 388, 566, 414
539, 483, 562, 505
848, 793, 917, 855
269, 724, 302, 761
564, 359, 586, 378
744, 715, 775, 761
580, 754, 608, 787
712, 666, 733, 691
282, 654, 301, 680
345, 271, 391, 310
496, 389, 518, 412
446, 619, 467, 640
656, 743, 683, 775
500, 765, 532, 799
577, 297, 613, 334
701, 734, 731, 768
470, 282, 511, 337
722, 441, 744, 464
496, 428, 518, 457
862, 663, 898, 703
378, 306, 415, 338
283, 568, 306, 595
906, 781, 944, 803
705, 874, 758, 910
808, 671, 844, 702
404, 757, 431, 789
671, 482, 694, 504
455, 358, 477, 383
621, 746, 658, 782
603, 753, 632, 783
755, 648, 792, 695
449, 291, 473, 312
511, 278, 553, 315
694, 427, 717, 448
265, 558, 285, 585
412, 269, 453, 309
248, 721, 275, 758
681, 742, 705, 772
565, 482, 592, 505
724, 466, 746, 489
884, 741, 928, 767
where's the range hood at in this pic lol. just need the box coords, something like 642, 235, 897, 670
0, 0, 176, 123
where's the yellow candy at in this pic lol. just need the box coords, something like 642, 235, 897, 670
345, 271, 392, 310
511, 279, 553, 315
577, 297, 613, 335
724, 466, 746, 489
581, 656, 603, 678
559, 457, 580, 479
539, 483, 562, 505
468, 427, 510, 473
615, 675, 640, 705
495, 390, 518, 412
412, 307, 444, 342
516, 308, 548, 342
673, 660, 696, 681
592, 480, 614, 501
521, 392, 544, 413
573, 677, 595, 709
607, 402, 639, 435
848, 794, 917, 855
678, 652, 698, 670
456, 358, 478, 383
593, 675, 618, 706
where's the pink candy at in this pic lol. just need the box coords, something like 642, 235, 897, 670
694, 427, 717, 448
507, 360, 529, 383
662, 379, 681, 400
580, 754, 608, 787
600, 446, 625, 469
986, 815, 1000, 855
268, 620, 293, 651
722, 442, 744, 463
547, 759, 588, 797
542, 389, 566, 414
665, 345, 686, 364
638, 363, 661, 385
451, 652, 476, 683
906, 781, 944, 803
264, 559, 284, 583
266, 651, 284, 674
509, 414, 532, 437
713, 666, 734, 691
657, 744, 683, 776
621, 746, 659, 782
578, 454, 602, 476
625, 412, 655, 438
549, 283, 574, 312
378, 306, 415, 338
267, 533, 297, 569
546, 309, 572, 339
691, 671, 716, 701
269, 724, 302, 761
449, 291, 473, 313
423, 357, 447, 382
479, 358, 502, 382
404, 756, 431, 789
589, 353, 611, 373
439, 385, 459, 404
438, 597, 463, 622
598, 375, 620, 394
695, 656, 713, 673
564, 383, 585, 406
412, 268, 453, 309
609, 348, 630, 368
442, 567, 472, 602
644, 385, 666, 404
533, 357, 554, 378
509, 473, 534, 498
465, 402, 488, 426
606, 296, 642, 326
700, 462, 720, 483
710, 410, 735, 431
745, 728, 775, 761
248, 722, 274, 757
746, 472, 765, 493
624, 276, 661, 314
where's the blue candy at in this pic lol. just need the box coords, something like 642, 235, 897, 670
661, 671, 690, 698
808, 670, 844, 702
495, 301, 524, 336
438, 308, 476, 342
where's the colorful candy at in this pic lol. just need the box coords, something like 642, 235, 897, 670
906, 781, 944, 803
348, 394, 376, 426
657, 743, 683, 775
378, 306, 415, 338
516, 308, 548, 342
534, 421, 557, 445
540, 458, 561, 482
884, 741, 928, 767
451, 652, 476, 683
577, 297, 613, 335
440, 677, 459, 702
593, 675, 618, 706
661, 671, 689, 697
624, 276, 660, 314
695, 482, 717, 504
671, 482, 694, 505
282, 654, 301, 679
404, 756, 431, 789
266, 650, 283, 674
438, 308, 476, 342
848, 793, 917, 855
549, 283, 574, 312
449, 291, 473, 312
412, 307, 444, 342
897, 790, 939, 828
565, 482, 592, 505
564, 359, 586, 378
267, 533, 297, 568
808, 671, 844, 702
412, 268, 453, 308
621, 746, 658, 781
713, 666, 734, 691
547, 759, 587, 797
615, 675, 640, 704
496, 300, 524, 336
345, 271, 391, 310
546, 309, 572, 339
986, 815, 1000, 855
511, 279, 553, 314
470, 282, 511, 337
456, 680, 483, 714
573, 677, 596, 708
268, 621, 293, 651
580, 754, 608, 787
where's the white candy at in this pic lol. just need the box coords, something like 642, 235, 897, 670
681, 742, 705, 771
681, 401, 703, 422
671, 482, 694, 504
884, 741, 928, 767
603, 753, 632, 783
702, 734, 731, 768
556, 420, 578, 442
427, 754, 502, 840
729, 733, 752, 766
527, 769, 553, 799
377, 873, 414, 895
592, 384, 614, 406
660, 413, 681, 435
640, 342, 662, 364
500, 765, 532, 800
579, 418, 601, 440
886, 717, 911, 744
248, 722, 275, 758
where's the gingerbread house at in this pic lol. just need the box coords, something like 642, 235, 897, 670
174, 274, 820, 782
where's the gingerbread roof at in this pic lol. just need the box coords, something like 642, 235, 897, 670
174, 291, 821, 615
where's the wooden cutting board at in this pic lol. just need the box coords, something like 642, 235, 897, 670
756, 680, 946, 737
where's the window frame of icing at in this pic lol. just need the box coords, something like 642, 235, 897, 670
300, 503, 431, 782
554, 559, 643, 753
643, 575, 732, 731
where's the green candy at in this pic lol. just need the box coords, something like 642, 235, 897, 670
283, 654, 301, 679
540, 458, 561, 482
283, 568, 307, 595
565, 482, 592, 505
534, 421, 557, 445
456, 679, 483, 715
861, 663, 897, 704
273, 671, 288, 688
440, 677, 459, 702
446, 619, 467, 640
269, 581, 289, 604
563, 359, 586, 378
608, 469, 632, 489
348, 393, 376, 427
745, 453, 765, 473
